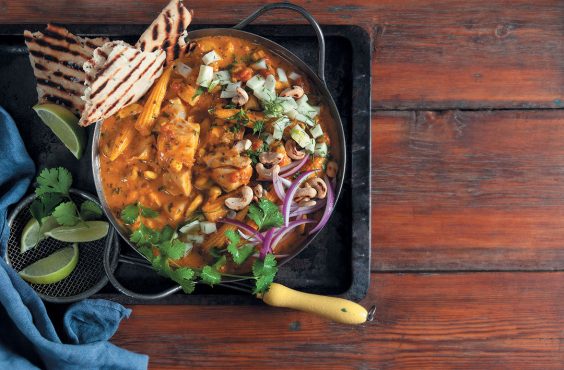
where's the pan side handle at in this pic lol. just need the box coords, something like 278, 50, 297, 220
233, 2, 326, 85
260, 283, 373, 325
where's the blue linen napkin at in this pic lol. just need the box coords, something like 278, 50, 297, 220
0, 107, 149, 370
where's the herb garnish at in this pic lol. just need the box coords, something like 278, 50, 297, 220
262, 99, 284, 118
252, 120, 265, 136
120, 203, 159, 224
192, 85, 206, 99
29, 167, 102, 226
225, 230, 255, 264
248, 199, 284, 231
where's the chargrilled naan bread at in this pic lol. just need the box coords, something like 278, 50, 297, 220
136, 0, 193, 65
24, 24, 108, 115
79, 41, 166, 126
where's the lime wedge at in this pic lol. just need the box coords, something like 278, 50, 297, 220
44, 221, 109, 242
19, 244, 79, 284
32, 103, 85, 159
20, 216, 60, 254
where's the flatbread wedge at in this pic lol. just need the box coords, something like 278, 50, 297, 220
136, 0, 193, 65
24, 24, 108, 115
79, 41, 166, 126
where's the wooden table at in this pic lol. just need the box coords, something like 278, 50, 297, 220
5, 0, 564, 368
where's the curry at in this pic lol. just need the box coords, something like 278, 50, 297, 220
98, 35, 339, 275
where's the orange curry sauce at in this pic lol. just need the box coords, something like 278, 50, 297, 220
99, 35, 337, 273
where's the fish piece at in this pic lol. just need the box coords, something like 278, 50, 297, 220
157, 118, 201, 168
24, 24, 108, 115
136, 0, 193, 65
202, 146, 252, 169
80, 41, 166, 126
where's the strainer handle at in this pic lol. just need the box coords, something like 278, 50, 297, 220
103, 231, 182, 300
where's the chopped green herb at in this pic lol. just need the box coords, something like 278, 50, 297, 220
341, 308, 348, 313
200, 265, 222, 286
207, 107, 216, 115
159, 239, 188, 260
35, 167, 72, 196
207, 79, 220, 92
192, 85, 206, 99
252, 253, 278, 294
52, 201, 80, 226
140, 205, 159, 218
248, 198, 284, 231
225, 230, 255, 264
130, 223, 160, 247
252, 120, 265, 136
262, 99, 284, 118
79, 200, 102, 220
120, 204, 140, 224
29, 193, 64, 225
224, 103, 237, 109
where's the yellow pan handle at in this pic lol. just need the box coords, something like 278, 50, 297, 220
260, 283, 368, 325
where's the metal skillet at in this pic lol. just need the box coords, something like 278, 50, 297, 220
92, 3, 374, 324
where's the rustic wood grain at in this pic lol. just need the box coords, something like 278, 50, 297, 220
112, 272, 564, 369
2, 0, 564, 109
373, 110, 564, 271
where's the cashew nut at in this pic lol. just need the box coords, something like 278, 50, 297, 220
298, 199, 317, 207
232, 87, 249, 106
294, 187, 317, 203
253, 184, 266, 200
233, 139, 252, 153
285, 139, 306, 160
280, 85, 304, 99
326, 161, 338, 178
307, 177, 328, 199
259, 151, 283, 166
224, 186, 253, 210
256, 163, 280, 180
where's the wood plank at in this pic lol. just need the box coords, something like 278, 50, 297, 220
3, 0, 564, 109
111, 272, 564, 369
373, 110, 564, 271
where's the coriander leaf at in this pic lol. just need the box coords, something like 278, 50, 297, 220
160, 239, 187, 260
140, 205, 159, 218
130, 223, 160, 247
224, 103, 237, 109
248, 198, 284, 231
159, 225, 175, 243
52, 201, 80, 226
121, 204, 139, 224
200, 265, 221, 286
80, 200, 102, 220
192, 85, 206, 99
35, 167, 72, 196
172, 267, 196, 294
252, 120, 265, 136
29, 193, 64, 224
213, 255, 227, 269
226, 230, 255, 264
137, 246, 154, 261
252, 253, 278, 294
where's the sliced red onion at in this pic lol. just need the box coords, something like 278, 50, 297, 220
237, 229, 261, 244
309, 176, 335, 235
280, 154, 310, 177
279, 158, 301, 173
259, 228, 275, 259
217, 218, 264, 242
272, 166, 286, 201
282, 170, 316, 226
271, 219, 315, 251
289, 200, 326, 218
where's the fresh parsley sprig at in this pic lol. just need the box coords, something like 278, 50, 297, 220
225, 230, 255, 265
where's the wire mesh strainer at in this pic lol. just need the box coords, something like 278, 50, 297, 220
5, 189, 119, 303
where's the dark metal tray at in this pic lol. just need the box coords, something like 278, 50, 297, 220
0, 24, 371, 304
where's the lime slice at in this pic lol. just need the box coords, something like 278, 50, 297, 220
19, 244, 79, 284
44, 221, 109, 242
32, 103, 85, 159
20, 216, 60, 254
